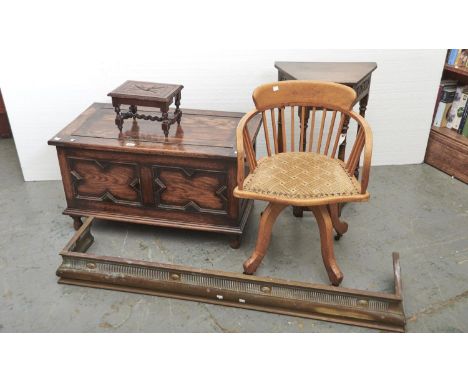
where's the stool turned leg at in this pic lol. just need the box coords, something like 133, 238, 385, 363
327, 204, 348, 241
175, 92, 182, 125
243, 203, 287, 274
129, 105, 137, 119
310, 205, 344, 286
72, 216, 83, 231
162, 111, 169, 137
114, 105, 123, 131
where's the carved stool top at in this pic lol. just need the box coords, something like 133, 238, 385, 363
108, 80, 183, 104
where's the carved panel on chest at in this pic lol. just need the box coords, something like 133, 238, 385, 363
152, 165, 228, 215
68, 157, 142, 206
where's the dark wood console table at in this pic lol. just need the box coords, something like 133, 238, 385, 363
275, 61, 377, 216
275, 61, 376, 107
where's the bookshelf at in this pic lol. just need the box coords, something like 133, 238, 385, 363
424, 52, 468, 184
443, 64, 468, 78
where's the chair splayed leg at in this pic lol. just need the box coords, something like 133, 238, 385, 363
243, 203, 287, 274
327, 204, 348, 240
310, 206, 344, 286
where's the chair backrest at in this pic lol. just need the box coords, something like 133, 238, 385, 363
253, 80, 356, 110
251, 80, 357, 158
237, 80, 372, 194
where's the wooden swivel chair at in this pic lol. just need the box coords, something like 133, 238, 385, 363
234, 81, 372, 286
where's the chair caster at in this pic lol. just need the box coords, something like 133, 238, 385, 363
334, 234, 342, 241
293, 206, 304, 217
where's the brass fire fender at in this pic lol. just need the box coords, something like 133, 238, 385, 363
57, 217, 406, 332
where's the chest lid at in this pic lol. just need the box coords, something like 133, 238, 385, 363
48, 103, 261, 159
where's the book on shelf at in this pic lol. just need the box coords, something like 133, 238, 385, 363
447, 85, 468, 129
432, 79, 457, 125
446, 49, 468, 68
432, 84, 443, 124
447, 49, 458, 65
433, 81, 457, 127
462, 124, 468, 137
459, 98, 468, 137
456, 50, 468, 68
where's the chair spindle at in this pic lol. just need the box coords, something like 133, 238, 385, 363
307, 107, 316, 152
270, 109, 278, 154
346, 126, 365, 174
317, 108, 328, 153
243, 128, 257, 169
261, 111, 271, 157
280, 107, 286, 151
290, 106, 295, 152
324, 110, 337, 156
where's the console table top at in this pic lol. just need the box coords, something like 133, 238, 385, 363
274, 62, 377, 85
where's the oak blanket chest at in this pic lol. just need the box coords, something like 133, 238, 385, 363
48, 103, 261, 247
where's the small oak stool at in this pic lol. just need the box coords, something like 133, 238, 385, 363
108, 80, 183, 137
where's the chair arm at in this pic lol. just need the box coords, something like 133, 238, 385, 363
236, 109, 259, 190
348, 111, 373, 194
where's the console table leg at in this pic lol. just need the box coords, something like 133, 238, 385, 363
299, 106, 310, 152
338, 114, 351, 163
277, 107, 284, 153
355, 94, 369, 178
359, 94, 369, 118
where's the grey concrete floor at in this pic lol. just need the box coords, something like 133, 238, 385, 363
0, 138, 467, 332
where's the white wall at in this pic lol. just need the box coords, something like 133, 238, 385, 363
1, 48, 445, 181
